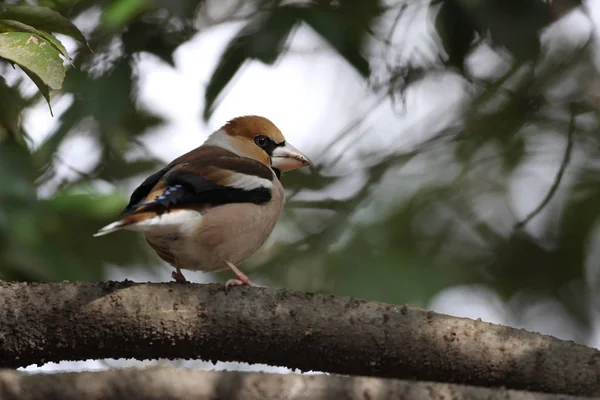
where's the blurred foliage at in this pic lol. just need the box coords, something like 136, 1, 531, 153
0, 2, 88, 110
2, 0, 600, 344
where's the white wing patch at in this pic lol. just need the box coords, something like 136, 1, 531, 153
227, 171, 273, 191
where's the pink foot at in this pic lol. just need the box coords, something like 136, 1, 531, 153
224, 261, 255, 290
225, 278, 254, 289
171, 268, 188, 283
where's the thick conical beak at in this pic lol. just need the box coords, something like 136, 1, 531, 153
271, 142, 312, 172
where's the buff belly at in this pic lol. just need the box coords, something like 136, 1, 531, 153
143, 200, 283, 273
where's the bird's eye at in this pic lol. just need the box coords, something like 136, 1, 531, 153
254, 135, 269, 148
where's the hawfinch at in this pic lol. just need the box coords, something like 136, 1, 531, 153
94, 115, 311, 287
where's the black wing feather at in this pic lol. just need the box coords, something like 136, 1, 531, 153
172, 173, 271, 205
122, 172, 271, 217
121, 167, 170, 216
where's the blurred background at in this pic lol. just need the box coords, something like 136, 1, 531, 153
2, 0, 600, 373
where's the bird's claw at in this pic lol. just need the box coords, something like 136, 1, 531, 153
225, 278, 250, 289
224, 261, 256, 290
171, 269, 188, 283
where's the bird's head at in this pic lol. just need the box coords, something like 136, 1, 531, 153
206, 115, 312, 174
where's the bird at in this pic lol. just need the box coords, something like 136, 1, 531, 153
93, 115, 312, 287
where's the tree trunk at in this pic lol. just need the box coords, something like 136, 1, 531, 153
0, 281, 599, 396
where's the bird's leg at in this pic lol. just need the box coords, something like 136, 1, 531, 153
171, 265, 188, 283
225, 261, 255, 289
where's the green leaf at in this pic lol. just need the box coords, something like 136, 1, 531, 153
0, 19, 70, 60
0, 139, 37, 200
20, 64, 53, 114
301, 8, 370, 79
94, 158, 163, 182
102, 0, 153, 30
156, 0, 204, 20
121, 19, 195, 67
36, 30, 70, 60
0, 32, 65, 89
455, 0, 550, 61
500, 131, 525, 172
0, 32, 65, 110
203, 6, 301, 121
0, 4, 88, 48
0, 76, 22, 141
433, 0, 476, 71
202, 36, 245, 121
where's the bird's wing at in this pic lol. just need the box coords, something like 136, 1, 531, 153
126, 146, 274, 213
94, 146, 275, 236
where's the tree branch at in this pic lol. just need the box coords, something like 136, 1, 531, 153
0, 367, 588, 400
1, 282, 599, 396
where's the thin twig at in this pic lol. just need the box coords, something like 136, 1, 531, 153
514, 105, 576, 230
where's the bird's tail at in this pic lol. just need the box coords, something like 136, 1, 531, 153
93, 220, 128, 237
93, 212, 156, 237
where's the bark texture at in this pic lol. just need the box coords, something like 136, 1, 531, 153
0, 367, 588, 400
0, 281, 599, 396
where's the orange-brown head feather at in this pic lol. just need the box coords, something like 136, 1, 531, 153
206, 115, 285, 167
222, 115, 285, 143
